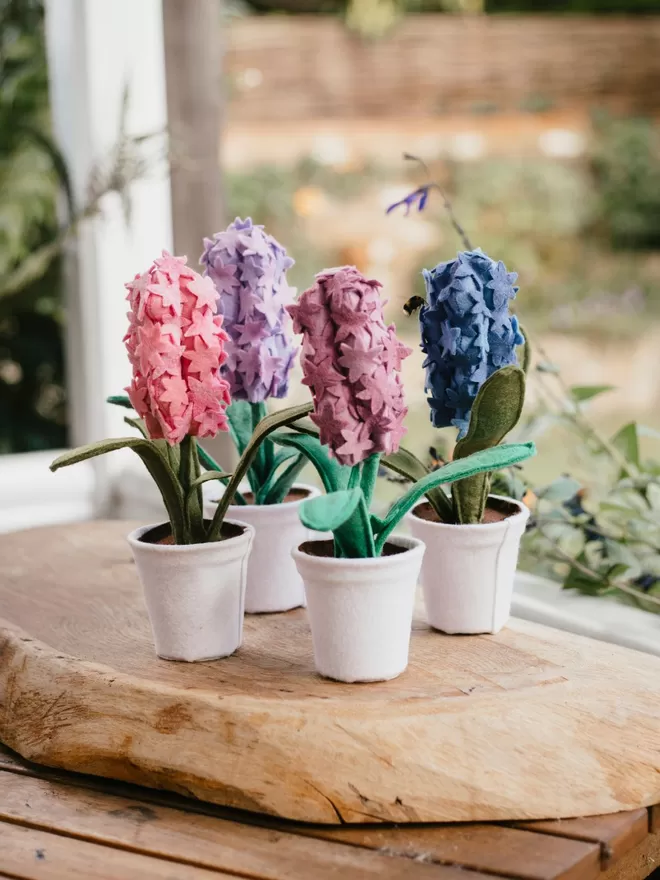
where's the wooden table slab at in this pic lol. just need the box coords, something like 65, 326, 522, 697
1, 743, 659, 880
2, 521, 660, 825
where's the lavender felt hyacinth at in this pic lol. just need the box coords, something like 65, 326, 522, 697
288, 266, 412, 467
420, 249, 524, 439
200, 218, 297, 402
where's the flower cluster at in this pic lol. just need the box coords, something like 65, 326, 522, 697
420, 249, 524, 438
124, 251, 230, 445
200, 218, 297, 402
288, 266, 411, 466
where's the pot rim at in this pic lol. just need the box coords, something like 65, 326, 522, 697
410, 494, 529, 532
127, 518, 254, 554
210, 482, 320, 511
292, 533, 424, 567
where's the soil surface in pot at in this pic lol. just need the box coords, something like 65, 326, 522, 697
210, 488, 311, 506
299, 539, 408, 558
413, 497, 521, 525
141, 520, 246, 546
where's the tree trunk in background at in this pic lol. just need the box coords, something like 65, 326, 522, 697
163, 0, 225, 259
163, 0, 235, 469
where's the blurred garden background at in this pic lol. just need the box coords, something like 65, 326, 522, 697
3, 0, 660, 600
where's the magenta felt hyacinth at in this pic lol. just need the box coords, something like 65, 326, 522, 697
200, 218, 297, 403
124, 251, 231, 445
288, 266, 412, 466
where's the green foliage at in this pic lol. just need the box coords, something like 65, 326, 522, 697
592, 116, 660, 250
452, 365, 526, 523
53, 400, 313, 544
299, 441, 536, 558
524, 422, 660, 614
0, 0, 68, 454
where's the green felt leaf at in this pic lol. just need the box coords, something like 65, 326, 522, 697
381, 446, 429, 482
260, 452, 308, 505
51, 437, 186, 543
107, 394, 133, 410
206, 402, 313, 541
381, 447, 455, 522
570, 384, 614, 403
518, 323, 532, 374
612, 422, 641, 469
271, 431, 349, 494
251, 401, 273, 488
186, 470, 233, 524
373, 441, 536, 554
124, 415, 148, 439
453, 365, 526, 524
299, 488, 375, 558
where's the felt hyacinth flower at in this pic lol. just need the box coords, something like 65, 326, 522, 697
124, 250, 231, 445
420, 249, 524, 439
287, 266, 412, 467
200, 218, 297, 403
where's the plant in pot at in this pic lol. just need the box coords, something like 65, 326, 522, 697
281, 266, 535, 683
50, 251, 312, 662
197, 217, 317, 613
402, 248, 533, 634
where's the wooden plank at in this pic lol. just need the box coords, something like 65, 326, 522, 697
0, 770, 489, 880
300, 824, 601, 880
650, 805, 660, 834
0, 819, 233, 880
2, 522, 660, 824
600, 830, 660, 880
517, 811, 650, 868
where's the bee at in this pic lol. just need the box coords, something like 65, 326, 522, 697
403, 295, 426, 316
428, 446, 447, 472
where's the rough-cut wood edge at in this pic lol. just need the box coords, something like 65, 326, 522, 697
1, 741, 659, 879
3, 611, 660, 826
600, 831, 660, 880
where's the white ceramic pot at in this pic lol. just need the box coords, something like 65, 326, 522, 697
127, 519, 254, 662
408, 495, 530, 635
204, 483, 320, 614
292, 535, 425, 683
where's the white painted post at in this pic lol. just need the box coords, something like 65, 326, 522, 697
44, 0, 173, 513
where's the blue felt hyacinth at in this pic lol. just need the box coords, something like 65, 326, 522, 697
420, 249, 524, 438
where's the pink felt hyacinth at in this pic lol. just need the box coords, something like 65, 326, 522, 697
288, 266, 412, 466
124, 251, 231, 445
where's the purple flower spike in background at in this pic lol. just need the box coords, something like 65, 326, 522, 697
200, 217, 297, 402
288, 266, 412, 466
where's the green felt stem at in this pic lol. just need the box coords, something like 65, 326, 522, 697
254, 448, 297, 504
206, 402, 314, 542
372, 442, 536, 554
271, 431, 350, 494
347, 462, 362, 490
227, 402, 260, 496
251, 402, 273, 489
124, 415, 148, 438
50, 437, 187, 544
185, 470, 232, 525
452, 365, 526, 525
299, 488, 376, 558
179, 436, 205, 543
359, 453, 380, 509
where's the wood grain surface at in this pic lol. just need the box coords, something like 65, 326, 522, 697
1, 521, 660, 824
1, 742, 659, 880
